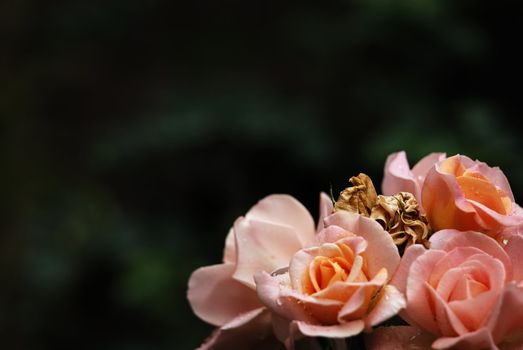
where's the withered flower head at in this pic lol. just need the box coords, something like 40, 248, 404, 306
370, 192, 431, 253
334, 173, 377, 216
334, 174, 432, 255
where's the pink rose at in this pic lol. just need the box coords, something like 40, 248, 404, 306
382, 151, 446, 203
187, 193, 333, 349
422, 155, 523, 236
382, 230, 523, 349
254, 211, 406, 347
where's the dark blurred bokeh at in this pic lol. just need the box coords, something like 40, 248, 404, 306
2, 0, 523, 349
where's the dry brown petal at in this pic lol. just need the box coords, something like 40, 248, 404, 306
370, 192, 431, 253
334, 174, 431, 255
334, 173, 377, 216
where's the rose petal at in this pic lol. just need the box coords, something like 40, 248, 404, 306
429, 247, 506, 288
295, 319, 365, 338
288, 249, 315, 293
411, 152, 447, 186
405, 250, 446, 334
505, 235, 523, 283
422, 165, 478, 232
426, 283, 468, 336
431, 327, 498, 350
223, 228, 236, 264
233, 218, 303, 288
430, 230, 512, 278
245, 194, 315, 246
314, 225, 355, 245
254, 271, 331, 324
197, 307, 279, 350
468, 200, 523, 233
364, 284, 406, 329
465, 157, 515, 202
390, 244, 427, 294
317, 192, 334, 232
491, 283, 523, 346
188, 264, 262, 326
443, 255, 505, 332
365, 326, 435, 350
450, 290, 500, 335
422, 156, 521, 234
324, 211, 400, 278
382, 151, 419, 198
338, 268, 388, 322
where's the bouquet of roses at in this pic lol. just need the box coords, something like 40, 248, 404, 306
187, 152, 523, 350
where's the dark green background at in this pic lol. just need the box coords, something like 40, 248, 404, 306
1, 0, 523, 349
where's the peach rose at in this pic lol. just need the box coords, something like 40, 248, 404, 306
254, 211, 405, 347
382, 151, 446, 203
382, 230, 523, 349
187, 193, 332, 349
422, 155, 523, 235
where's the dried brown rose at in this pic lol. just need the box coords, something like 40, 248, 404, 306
334, 173, 377, 216
370, 192, 431, 253
335, 174, 431, 255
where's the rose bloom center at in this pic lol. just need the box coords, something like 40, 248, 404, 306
448, 272, 489, 302
302, 242, 368, 295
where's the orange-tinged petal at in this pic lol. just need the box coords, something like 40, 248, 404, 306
422, 167, 478, 231
498, 188, 513, 214
457, 175, 507, 215
440, 156, 467, 176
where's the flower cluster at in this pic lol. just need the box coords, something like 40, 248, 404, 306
187, 152, 523, 350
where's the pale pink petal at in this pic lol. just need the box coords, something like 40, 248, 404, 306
233, 218, 303, 288
505, 235, 523, 283
223, 228, 236, 264
512, 203, 523, 217
499, 223, 523, 241
365, 326, 435, 350
430, 247, 506, 287
435, 254, 505, 304
245, 194, 315, 246
432, 327, 498, 350
288, 249, 315, 292
295, 320, 365, 338
338, 269, 388, 322
444, 256, 505, 331
188, 264, 262, 326
411, 152, 447, 185
338, 235, 368, 256
430, 230, 512, 276
317, 192, 334, 232
426, 283, 468, 336
382, 151, 419, 198
450, 290, 500, 334
314, 225, 354, 245
324, 211, 400, 278
468, 200, 523, 233
364, 284, 406, 329
491, 283, 523, 346
390, 244, 427, 294
405, 250, 446, 334
254, 271, 326, 324
197, 308, 280, 350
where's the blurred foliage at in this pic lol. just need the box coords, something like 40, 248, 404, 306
1, 0, 523, 349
